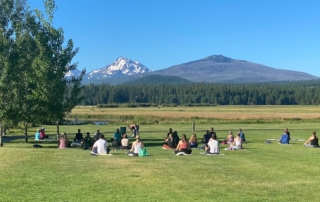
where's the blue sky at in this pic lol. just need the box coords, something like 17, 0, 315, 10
29, 0, 320, 76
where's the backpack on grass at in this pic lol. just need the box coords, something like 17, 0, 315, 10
138, 148, 149, 157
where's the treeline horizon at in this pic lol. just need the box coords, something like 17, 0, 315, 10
77, 80, 320, 106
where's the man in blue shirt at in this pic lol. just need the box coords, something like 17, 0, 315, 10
239, 128, 245, 142
278, 129, 290, 144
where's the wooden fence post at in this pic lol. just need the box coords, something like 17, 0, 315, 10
192, 121, 195, 132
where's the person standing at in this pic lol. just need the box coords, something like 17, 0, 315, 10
128, 124, 139, 138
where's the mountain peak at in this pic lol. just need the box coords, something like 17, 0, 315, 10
86, 57, 152, 80
204, 55, 233, 63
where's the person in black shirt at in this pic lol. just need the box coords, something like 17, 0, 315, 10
82, 132, 93, 150
167, 128, 173, 138
285, 128, 291, 140
303, 131, 318, 148
202, 130, 211, 146
74, 129, 83, 143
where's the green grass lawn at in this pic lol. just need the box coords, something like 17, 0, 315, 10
1, 123, 320, 201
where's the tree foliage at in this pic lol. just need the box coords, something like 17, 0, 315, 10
0, 0, 85, 143
79, 80, 320, 106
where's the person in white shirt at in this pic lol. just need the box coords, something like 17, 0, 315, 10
226, 133, 242, 150
92, 134, 110, 155
121, 133, 129, 150
206, 133, 220, 154
128, 135, 144, 156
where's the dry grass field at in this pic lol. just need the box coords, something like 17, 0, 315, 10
70, 105, 320, 120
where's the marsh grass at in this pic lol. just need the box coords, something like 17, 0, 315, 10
1, 121, 320, 201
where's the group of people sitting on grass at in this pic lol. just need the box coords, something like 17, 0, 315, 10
162, 127, 245, 155
34, 127, 49, 140
35, 124, 319, 157
272, 127, 319, 148
52, 127, 148, 156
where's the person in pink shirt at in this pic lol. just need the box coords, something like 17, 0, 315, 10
59, 132, 69, 149
39, 128, 46, 140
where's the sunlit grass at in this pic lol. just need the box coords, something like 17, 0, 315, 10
1, 121, 320, 201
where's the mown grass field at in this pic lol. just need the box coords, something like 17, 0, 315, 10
1, 106, 320, 201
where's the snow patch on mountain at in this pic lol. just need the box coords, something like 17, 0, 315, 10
86, 57, 152, 80
65, 69, 82, 78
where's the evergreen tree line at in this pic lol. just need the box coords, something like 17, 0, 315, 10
78, 80, 320, 106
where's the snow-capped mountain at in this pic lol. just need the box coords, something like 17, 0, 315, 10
86, 57, 152, 80
65, 69, 82, 78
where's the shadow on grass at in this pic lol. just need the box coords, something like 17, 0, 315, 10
3, 136, 210, 149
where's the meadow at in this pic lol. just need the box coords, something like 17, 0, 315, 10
1, 106, 320, 201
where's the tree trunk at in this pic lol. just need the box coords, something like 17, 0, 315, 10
24, 122, 28, 143
0, 123, 3, 147
57, 120, 60, 147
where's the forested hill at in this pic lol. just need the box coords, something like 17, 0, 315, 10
123, 74, 192, 85
153, 55, 319, 83
79, 80, 320, 105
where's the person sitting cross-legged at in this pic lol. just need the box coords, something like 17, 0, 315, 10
202, 130, 211, 146
74, 129, 83, 143
93, 129, 102, 142
226, 133, 242, 150
189, 133, 198, 148
82, 132, 93, 150
163, 133, 174, 149
239, 128, 246, 142
303, 131, 319, 148
40, 127, 48, 140
34, 129, 40, 140
174, 134, 192, 155
113, 128, 122, 146
59, 132, 69, 149
128, 135, 144, 156
278, 129, 290, 144
92, 134, 110, 155
206, 133, 220, 154
120, 133, 130, 150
